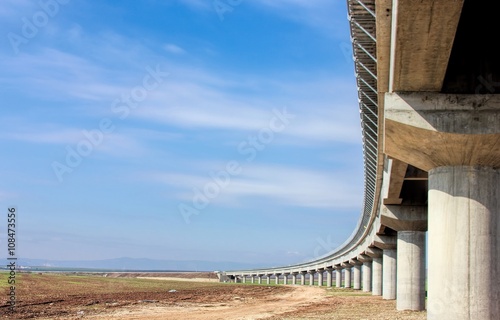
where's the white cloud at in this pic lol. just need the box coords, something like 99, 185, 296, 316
149, 164, 362, 209
164, 44, 186, 55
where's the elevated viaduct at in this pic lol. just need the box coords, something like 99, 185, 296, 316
218, 1, 500, 319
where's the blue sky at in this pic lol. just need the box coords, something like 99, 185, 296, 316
0, 0, 364, 268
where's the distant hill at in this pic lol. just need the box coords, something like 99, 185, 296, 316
1, 257, 266, 272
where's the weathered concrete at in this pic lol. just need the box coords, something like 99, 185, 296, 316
383, 249, 397, 300
428, 166, 500, 319
317, 271, 323, 287
241, 275, 246, 284
258, 275, 262, 285
283, 274, 288, 285
384, 92, 500, 172
326, 268, 333, 288
291, 273, 297, 285
251, 276, 255, 284
266, 275, 271, 285
397, 230, 426, 311
274, 274, 279, 285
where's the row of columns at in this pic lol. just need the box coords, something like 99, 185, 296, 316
234, 236, 425, 311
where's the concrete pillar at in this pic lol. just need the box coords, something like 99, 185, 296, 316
309, 271, 316, 286
428, 166, 500, 319
258, 275, 262, 285
362, 262, 372, 292
372, 257, 383, 296
317, 271, 323, 287
383, 249, 397, 300
291, 273, 297, 285
251, 276, 255, 284
335, 268, 342, 288
242, 275, 246, 284
326, 268, 333, 288
300, 272, 306, 285
353, 264, 361, 290
397, 230, 426, 311
266, 275, 271, 285
274, 274, 279, 285
309, 271, 315, 286
344, 268, 351, 288
283, 274, 288, 285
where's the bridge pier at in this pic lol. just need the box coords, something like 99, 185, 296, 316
381, 203, 427, 310
300, 271, 306, 285
428, 166, 500, 319
385, 92, 500, 318
317, 270, 323, 287
326, 268, 333, 287
397, 230, 426, 311
366, 247, 383, 296
258, 275, 262, 285
291, 273, 297, 285
266, 275, 271, 285
283, 273, 288, 285
350, 260, 362, 290
383, 249, 397, 300
358, 254, 372, 292
335, 267, 342, 288
342, 264, 351, 288
308, 271, 315, 286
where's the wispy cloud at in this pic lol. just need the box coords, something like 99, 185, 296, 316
149, 164, 362, 209
164, 43, 186, 55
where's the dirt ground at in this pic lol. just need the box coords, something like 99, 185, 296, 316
0, 272, 426, 320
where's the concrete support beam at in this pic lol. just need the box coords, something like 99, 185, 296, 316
258, 275, 262, 285
251, 276, 255, 284
274, 274, 279, 285
372, 257, 382, 296
335, 267, 342, 288
266, 275, 271, 285
384, 92, 500, 172
242, 276, 245, 284
350, 260, 362, 290
291, 273, 297, 285
326, 268, 333, 288
283, 274, 288, 285
309, 271, 316, 286
358, 254, 372, 292
383, 249, 397, 300
397, 231, 426, 311
300, 272, 306, 286
428, 166, 500, 319
366, 247, 383, 296
317, 271, 323, 287
344, 268, 351, 289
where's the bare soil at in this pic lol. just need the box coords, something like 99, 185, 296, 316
0, 272, 426, 320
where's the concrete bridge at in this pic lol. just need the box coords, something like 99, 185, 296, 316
217, 1, 500, 319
